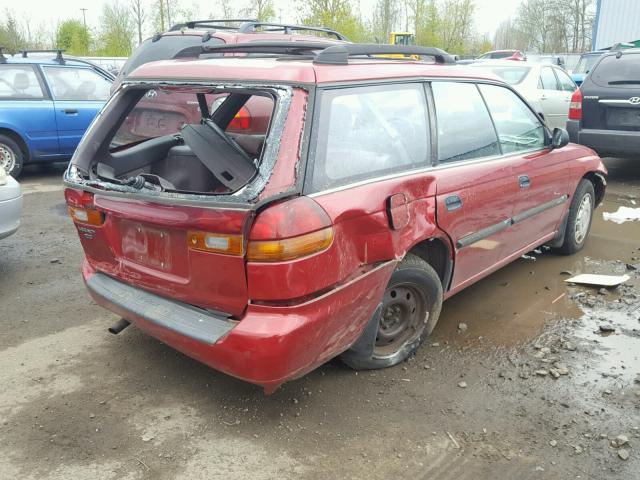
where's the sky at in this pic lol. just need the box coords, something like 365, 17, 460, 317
0, 0, 523, 39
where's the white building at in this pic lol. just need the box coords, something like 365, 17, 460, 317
592, 0, 640, 50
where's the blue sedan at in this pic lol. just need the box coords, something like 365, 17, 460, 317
0, 50, 113, 177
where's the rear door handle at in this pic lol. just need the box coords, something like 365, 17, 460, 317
519, 175, 531, 189
445, 194, 463, 211
63, 108, 78, 114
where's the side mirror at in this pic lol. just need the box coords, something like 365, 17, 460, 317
551, 127, 570, 149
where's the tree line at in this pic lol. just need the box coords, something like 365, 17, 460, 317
0, 0, 595, 58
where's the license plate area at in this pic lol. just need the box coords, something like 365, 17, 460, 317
606, 107, 640, 130
121, 220, 172, 271
132, 110, 186, 138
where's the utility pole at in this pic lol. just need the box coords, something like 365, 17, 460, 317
80, 8, 88, 30
80, 8, 88, 55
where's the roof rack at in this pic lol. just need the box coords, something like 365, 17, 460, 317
21, 49, 65, 63
197, 42, 455, 65
237, 22, 349, 41
169, 19, 258, 31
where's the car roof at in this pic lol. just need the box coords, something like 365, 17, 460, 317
127, 56, 503, 85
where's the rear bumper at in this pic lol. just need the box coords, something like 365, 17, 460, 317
82, 259, 395, 393
567, 120, 640, 156
0, 178, 22, 240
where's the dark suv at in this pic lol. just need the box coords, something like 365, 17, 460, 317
567, 49, 640, 157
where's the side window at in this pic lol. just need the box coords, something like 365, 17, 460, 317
0, 65, 44, 99
555, 69, 577, 92
43, 67, 111, 101
310, 83, 430, 191
539, 67, 559, 90
478, 84, 546, 154
431, 81, 500, 163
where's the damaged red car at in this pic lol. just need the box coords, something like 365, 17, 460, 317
65, 42, 607, 393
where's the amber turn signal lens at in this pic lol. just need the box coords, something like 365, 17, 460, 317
68, 206, 105, 226
187, 231, 244, 256
247, 227, 334, 262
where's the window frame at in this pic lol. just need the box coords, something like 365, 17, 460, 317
304, 80, 433, 194
0, 63, 49, 101
553, 67, 577, 92
538, 66, 560, 91
305, 78, 552, 197
41, 65, 112, 102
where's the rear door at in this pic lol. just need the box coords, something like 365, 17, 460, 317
553, 67, 577, 128
582, 52, 640, 132
479, 83, 570, 253
41, 65, 111, 156
538, 66, 567, 129
431, 81, 518, 290
0, 64, 58, 156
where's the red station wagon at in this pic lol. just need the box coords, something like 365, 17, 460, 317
64, 43, 607, 393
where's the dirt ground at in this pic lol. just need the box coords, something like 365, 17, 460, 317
1, 158, 639, 480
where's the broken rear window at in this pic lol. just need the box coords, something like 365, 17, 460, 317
79, 85, 276, 196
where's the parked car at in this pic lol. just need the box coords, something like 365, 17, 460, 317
567, 48, 640, 157
469, 61, 577, 129
64, 42, 606, 393
0, 50, 114, 177
458, 49, 526, 65
526, 54, 566, 69
111, 20, 348, 140
0, 166, 22, 239
571, 51, 606, 86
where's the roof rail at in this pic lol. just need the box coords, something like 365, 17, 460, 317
314, 44, 455, 65
168, 19, 258, 32
196, 41, 455, 65
21, 49, 65, 63
199, 41, 336, 57
237, 22, 349, 41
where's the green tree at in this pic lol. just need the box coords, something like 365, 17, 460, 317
0, 11, 26, 54
56, 19, 91, 55
244, 0, 276, 22
97, 2, 135, 56
372, 0, 400, 43
297, 0, 369, 42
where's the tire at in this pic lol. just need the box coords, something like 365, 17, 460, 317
556, 179, 595, 255
0, 135, 24, 178
340, 254, 443, 370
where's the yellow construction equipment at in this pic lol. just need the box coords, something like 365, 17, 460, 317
380, 32, 419, 60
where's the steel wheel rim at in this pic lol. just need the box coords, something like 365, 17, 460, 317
0, 143, 15, 174
374, 282, 428, 357
574, 193, 592, 244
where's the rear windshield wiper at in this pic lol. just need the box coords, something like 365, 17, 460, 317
608, 80, 640, 85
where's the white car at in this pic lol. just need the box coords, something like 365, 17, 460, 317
468, 61, 577, 130
0, 166, 22, 239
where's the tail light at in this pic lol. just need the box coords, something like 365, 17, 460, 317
247, 197, 334, 262
569, 88, 583, 120
187, 231, 244, 256
65, 188, 105, 226
228, 106, 251, 130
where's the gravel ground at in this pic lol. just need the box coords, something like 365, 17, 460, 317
1, 158, 639, 479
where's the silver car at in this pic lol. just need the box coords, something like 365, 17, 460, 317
0, 166, 22, 239
469, 61, 578, 130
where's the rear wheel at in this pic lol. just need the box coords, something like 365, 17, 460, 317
0, 135, 24, 178
341, 254, 443, 370
556, 179, 595, 255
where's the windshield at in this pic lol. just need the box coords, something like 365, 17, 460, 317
574, 54, 602, 74
591, 53, 640, 87
474, 66, 531, 85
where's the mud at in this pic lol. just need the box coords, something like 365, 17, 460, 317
1, 159, 639, 479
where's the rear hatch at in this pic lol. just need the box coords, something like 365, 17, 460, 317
65, 81, 295, 317
582, 52, 640, 131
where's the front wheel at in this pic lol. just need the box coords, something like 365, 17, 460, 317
556, 179, 595, 255
340, 254, 443, 370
